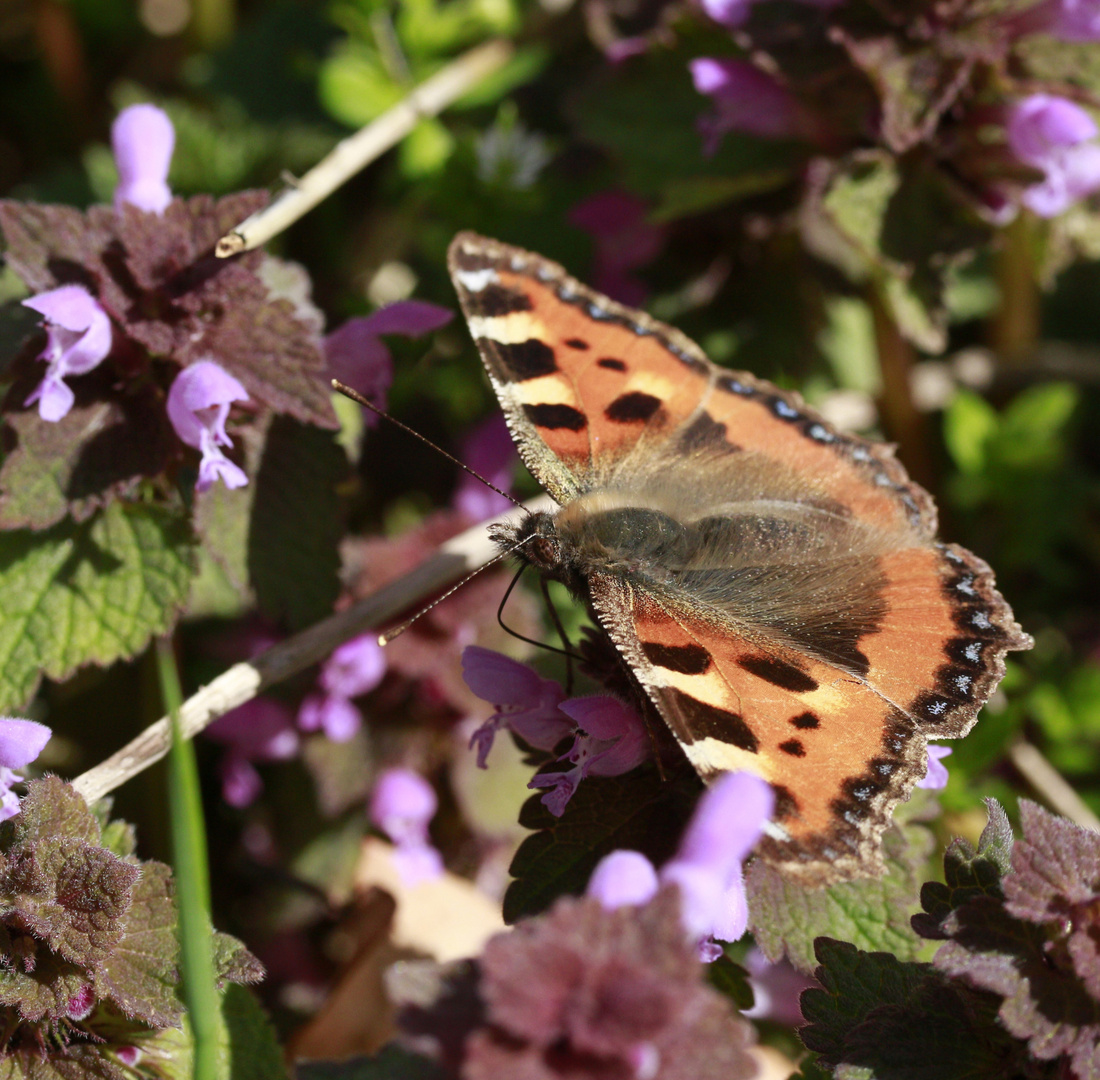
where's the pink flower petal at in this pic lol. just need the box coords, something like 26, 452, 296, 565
587, 850, 660, 909
360, 300, 454, 337
112, 104, 175, 214
0, 718, 51, 769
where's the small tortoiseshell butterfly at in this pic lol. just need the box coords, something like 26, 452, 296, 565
448, 232, 1032, 886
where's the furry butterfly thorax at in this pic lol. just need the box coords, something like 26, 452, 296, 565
451, 231, 1031, 887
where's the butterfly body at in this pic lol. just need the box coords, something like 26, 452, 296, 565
450, 232, 1031, 886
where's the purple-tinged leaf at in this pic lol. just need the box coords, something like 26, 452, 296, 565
12, 778, 101, 846
93, 861, 182, 1028
0, 922, 92, 1022
212, 931, 265, 986
1, 838, 139, 966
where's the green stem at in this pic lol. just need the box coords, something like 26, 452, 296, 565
868, 283, 936, 494
991, 212, 1040, 366
157, 637, 219, 1080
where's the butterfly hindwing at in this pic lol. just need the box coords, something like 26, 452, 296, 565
449, 231, 1032, 885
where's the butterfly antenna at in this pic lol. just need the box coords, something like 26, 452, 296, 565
379, 543, 521, 645
496, 564, 586, 664
331, 379, 523, 509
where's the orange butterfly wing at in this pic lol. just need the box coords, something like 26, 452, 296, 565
449, 232, 1030, 884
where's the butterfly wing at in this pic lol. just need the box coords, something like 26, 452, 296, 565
449, 232, 1031, 883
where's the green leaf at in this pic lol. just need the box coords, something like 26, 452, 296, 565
746, 815, 934, 974
800, 939, 1028, 1080
943, 389, 998, 474
248, 417, 345, 631
503, 765, 700, 923
0, 502, 195, 710
451, 45, 549, 109
707, 954, 755, 1012
994, 382, 1078, 471
398, 117, 456, 179
296, 1044, 449, 1079
397, 0, 519, 57
219, 983, 289, 1080
317, 47, 407, 128
0, 381, 174, 531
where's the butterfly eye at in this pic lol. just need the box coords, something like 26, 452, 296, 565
528, 535, 562, 569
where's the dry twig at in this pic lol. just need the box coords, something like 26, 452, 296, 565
215, 39, 513, 257
71, 498, 552, 804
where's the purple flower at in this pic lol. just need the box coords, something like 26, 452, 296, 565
453, 415, 517, 522
529, 695, 651, 816
1006, 95, 1100, 216
298, 692, 363, 742
743, 947, 815, 1027
319, 633, 386, 699
587, 771, 774, 960
297, 633, 387, 744
0, 717, 51, 822
660, 771, 774, 949
112, 104, 175, 214
568, 191, 665, 306
586, 849, 660, 909
690, 58, 803, 155
1013, 0, 1100, 39
21, 285, 113, 422
461, 646, 574, 767
368, 767, 444, 884
1050, 0, 1100, 37
324, 302, 453, 426
205, 698, 300, 807
700, 0, 755, 27
166, 359, 250, 492
66, 985, 96, 1021
916, 744, 952, 790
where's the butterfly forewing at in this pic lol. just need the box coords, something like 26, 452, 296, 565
449, 231, 1032, 885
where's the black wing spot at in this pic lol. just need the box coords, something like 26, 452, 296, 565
524, 403, 587, 431
605, 391, 663, 423
667, 688, 758, 753
678, 412, 739, 454
468, 283, 533, 317
565, 337, 590, 350
495, 339, 558, 381
597, 357, 627, 371
772, 784, 800, 822
790, 712, 820, 730
779, 739, 806, 757
641, 641, 711, 675
739, 655, 819, 693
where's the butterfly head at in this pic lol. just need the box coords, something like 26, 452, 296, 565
491, 510, 592, 596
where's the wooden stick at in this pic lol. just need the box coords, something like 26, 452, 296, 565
1008, 739, 1100, 831
71, 497, 552, 804
214, 39, 513, 257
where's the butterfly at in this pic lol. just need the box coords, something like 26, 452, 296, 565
447, 231, 1032, 886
